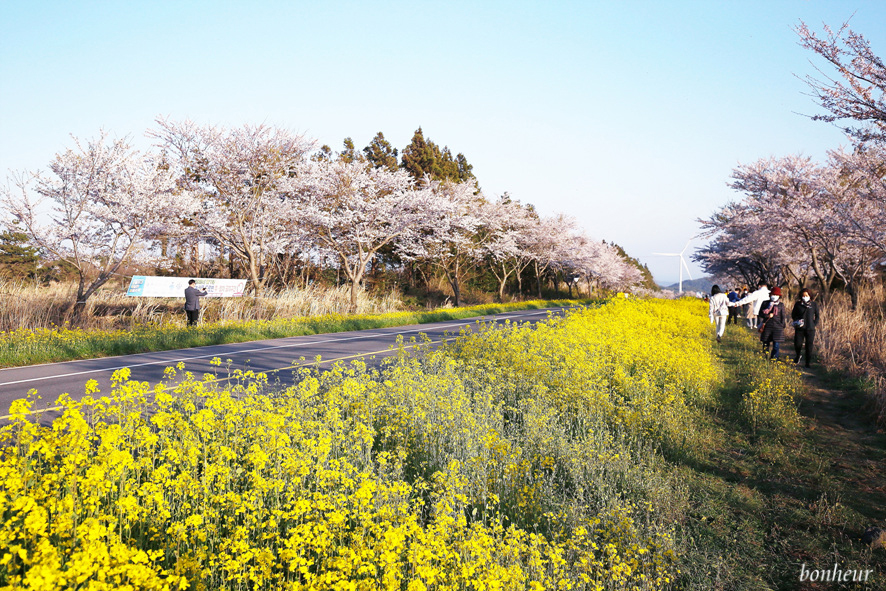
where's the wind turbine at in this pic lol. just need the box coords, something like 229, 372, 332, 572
652, 241, 693, 294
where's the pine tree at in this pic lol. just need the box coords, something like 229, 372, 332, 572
456, 153, 475, 183
400, 127, 478, 186
339, 137, 363, 163
0, 224, 39, 279
400, 127, 438, 180
362, 132, 399, 172
313, 145, 334, 162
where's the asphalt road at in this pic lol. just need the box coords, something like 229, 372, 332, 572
0, 306, 570, 422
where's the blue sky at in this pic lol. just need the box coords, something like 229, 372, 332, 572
2, 1, 884, 284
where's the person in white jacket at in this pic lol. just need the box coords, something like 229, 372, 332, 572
709, 285, 730, 343
731, 282, 770, 329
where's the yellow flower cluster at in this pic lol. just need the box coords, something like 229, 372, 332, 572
737, 345, 803, 433
0, 298, 715, 589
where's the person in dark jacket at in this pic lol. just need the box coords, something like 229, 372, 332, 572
727, 287, 740, 324
759, 286, 786, 359
184, 280, 208, 326
791, 288, 820, 368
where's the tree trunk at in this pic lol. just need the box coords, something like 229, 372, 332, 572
848, 280, 859, 310
495, 264, 511, 303
246, 252, 264, 298
444, 263, 463, 307
350, 281, 359, 314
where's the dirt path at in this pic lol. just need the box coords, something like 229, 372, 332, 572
795, 365, 886, 538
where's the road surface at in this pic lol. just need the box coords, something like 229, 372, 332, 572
0, 306, 571, 422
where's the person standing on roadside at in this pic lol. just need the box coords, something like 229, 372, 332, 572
791, 288, 820, 368
184, 279, 208, 326
709, 285, 730, 343
727, 287, 740, 325
731, 281, 770, 329
759, 286, 786, 359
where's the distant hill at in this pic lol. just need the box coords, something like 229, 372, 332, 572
658, 277, 715, 294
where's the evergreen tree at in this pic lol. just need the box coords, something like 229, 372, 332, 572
0, 223, 39, 279
400, 127, 477, 186
456, 153, 474, 183
313, 144, 334, 162
362, 132, 399, 172
439, 147, 459, 180
339, 137, 363, 163
400, 127, 438, 180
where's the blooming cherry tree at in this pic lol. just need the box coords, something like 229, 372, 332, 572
398, 179, 489, 307
153, 118, 312, 297
289, 160, 425, 312
797, 21, 886, 143
699, 153, 886, 305
482, 196, 535, 301
521, 214, 579, 298
1, 132, 182, 314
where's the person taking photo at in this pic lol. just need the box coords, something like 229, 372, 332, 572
184, 279, 208, 326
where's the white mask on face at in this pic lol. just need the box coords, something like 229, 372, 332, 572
802, 296, 810, 303
770, 295, 779, 302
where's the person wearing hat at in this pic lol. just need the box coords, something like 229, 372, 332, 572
759, 286, 786, 359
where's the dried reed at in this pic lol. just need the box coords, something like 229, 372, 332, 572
0, 280, 404, 333
814, 283, 886, 423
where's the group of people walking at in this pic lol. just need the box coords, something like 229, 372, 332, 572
708, 281, 819, 366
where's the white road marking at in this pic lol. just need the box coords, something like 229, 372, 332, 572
0, 310, 554, 387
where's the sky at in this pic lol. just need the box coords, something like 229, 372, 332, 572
2, 0, 885, 284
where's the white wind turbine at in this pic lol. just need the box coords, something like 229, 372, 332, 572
652, 240, 693, 294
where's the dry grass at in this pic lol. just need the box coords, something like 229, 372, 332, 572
0, 280, 405, 332
815, 282, 886, 423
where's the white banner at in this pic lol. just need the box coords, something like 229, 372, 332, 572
125, 276, 248, 298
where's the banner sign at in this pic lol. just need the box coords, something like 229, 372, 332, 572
125, 276, 247, 298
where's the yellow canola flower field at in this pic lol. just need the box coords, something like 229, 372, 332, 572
0, 298, 718, 590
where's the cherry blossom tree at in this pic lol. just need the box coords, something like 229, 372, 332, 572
521, 214, 579, 298
289, 160, 426, 312
482, 196, 535, 301
694, 217, 798, 289
153, 118, 313, 297
1, 132, 183, 314
797, 21, 886, 143
398, 179, 489, 307
699, 153, 885, 305
727, 155, 835, 292
828, 145, 886, 253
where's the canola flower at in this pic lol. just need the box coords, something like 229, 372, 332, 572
730, 330, 803, 433
0, 298, 718, 590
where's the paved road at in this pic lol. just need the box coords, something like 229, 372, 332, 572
0, 307, 570, 421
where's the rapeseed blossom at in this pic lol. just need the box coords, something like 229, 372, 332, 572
0, 298, 720, 589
